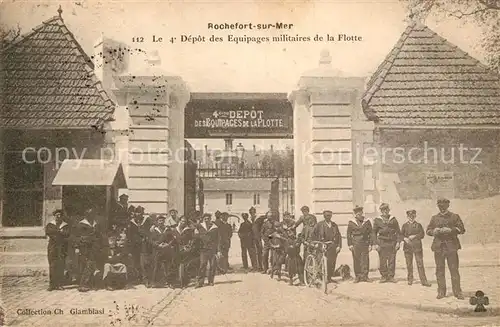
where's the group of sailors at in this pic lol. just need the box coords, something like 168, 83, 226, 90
45, 195, 235, 292
238, 198, 466, 300
46, 194, 466, 299
237, 205, 345, 286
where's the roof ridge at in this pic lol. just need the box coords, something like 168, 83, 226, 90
51, 19, 117, 124
55, 20, 95, 71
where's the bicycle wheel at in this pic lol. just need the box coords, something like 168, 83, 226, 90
321, 255, 328, 294
304, 255, 316, 287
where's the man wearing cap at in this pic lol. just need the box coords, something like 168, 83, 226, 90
426, 198, 466, 299
372, 203, 402, 283
283, 212, 296, 233
218, 212, 233, 273
45, 209, 70, 291
295, 206, 317, 263
150, 215, 176, 288
312, 210, 342, 283
294, 206, 317, 230
238, 213, 257, 271
347, 206, 373, 283
250, 207, 264, 271
74, 208, 103, 292
127, 206, 153, 287
261, 211, 278, 274
195, 213, 222, 287
111, 194, 129, 228
401, 210, 431, 287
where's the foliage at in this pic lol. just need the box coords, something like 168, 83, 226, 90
0, 24, 21, 50
261, 147, 294, 176
401, 0, 500, 71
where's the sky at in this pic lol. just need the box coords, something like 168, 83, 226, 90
1, 0, 483, 150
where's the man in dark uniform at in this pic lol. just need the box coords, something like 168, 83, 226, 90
401, 209, 431, 287
45, 209, 70, 291
282, 212, 296, 234
111, 194, 129, 228
260, 211, 276, 274
74, 208, 102, 292
294, 206, 317, 263
172, 216, 196, 288
150, 215, 176, 288
195, 213, 221, 287
426, 198, 466, 299
219, 212, 233, 272
250, 207, 264, 271
213, 211, 223, 227
347, 206, 373, 283
312, 210, 342, 283
283, 224, 305, 286
128, 205, 153, 287
238, 213, 257, 270
372, 203, 402, 283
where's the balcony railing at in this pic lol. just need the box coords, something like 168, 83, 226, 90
197, 163, 293, 178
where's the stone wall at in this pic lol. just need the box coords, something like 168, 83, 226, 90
379, 129, 500, 201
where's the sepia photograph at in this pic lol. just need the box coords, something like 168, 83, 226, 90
0, 0, 499, 326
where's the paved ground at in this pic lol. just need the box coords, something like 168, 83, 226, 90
1, 236, 499, 327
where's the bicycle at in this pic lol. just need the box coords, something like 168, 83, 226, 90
303, 240, 333, 294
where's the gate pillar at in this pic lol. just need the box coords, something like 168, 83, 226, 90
113, 51, 190, 215
289, 50, 367, 234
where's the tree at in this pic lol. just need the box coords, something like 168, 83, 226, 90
0, 23, 21, 50
260, 149, 294, 176
401, 0, 500, 71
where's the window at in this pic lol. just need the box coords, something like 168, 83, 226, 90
225, 193, 233, 205
253, 193, 260, 205
290, 193, 294, 206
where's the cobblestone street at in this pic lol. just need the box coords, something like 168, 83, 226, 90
2, 239, 499, 326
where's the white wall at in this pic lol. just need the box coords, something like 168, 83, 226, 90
204, 191, 269, 217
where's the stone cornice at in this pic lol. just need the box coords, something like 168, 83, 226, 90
112, 76, 190, 108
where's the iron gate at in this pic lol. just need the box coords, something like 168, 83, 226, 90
195, 164, 294, 217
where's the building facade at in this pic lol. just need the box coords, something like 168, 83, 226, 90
0, 15, 116, 231
202, 178, 273, 217
2, 14, 500, 275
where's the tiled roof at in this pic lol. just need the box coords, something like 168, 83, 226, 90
362, 21, 500, 127
1, 16, 115, 129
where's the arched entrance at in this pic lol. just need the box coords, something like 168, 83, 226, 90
183, 92, 294, 218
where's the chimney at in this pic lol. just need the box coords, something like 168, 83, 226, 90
253, 144, 256, 153
93, 36, 130, 94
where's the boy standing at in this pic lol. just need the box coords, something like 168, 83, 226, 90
401, 210, 431, 287
347, 206, 372, 283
